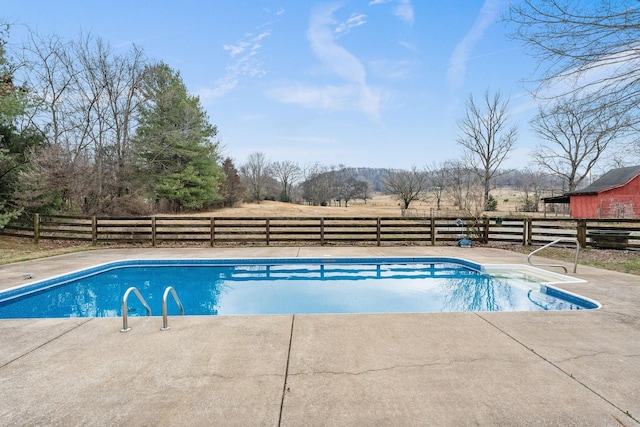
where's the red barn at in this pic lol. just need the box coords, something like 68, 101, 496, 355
569, 166, 640, 218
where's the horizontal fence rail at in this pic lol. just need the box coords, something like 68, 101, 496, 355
2, 214, 640, 250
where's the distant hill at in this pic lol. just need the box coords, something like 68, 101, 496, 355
303, 166, 568, 195
340, 167, 389, 192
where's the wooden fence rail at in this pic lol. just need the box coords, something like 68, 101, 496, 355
2, 214, 640, 250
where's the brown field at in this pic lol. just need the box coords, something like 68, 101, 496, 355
194, 195, 416, 217
189, 192, 530, 218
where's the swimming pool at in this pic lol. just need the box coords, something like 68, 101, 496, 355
0, 257, 599, 318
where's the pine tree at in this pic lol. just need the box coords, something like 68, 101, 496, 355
0, 26, 44, 226
132, 63, 223, 212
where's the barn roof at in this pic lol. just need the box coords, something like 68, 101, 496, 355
570, 165, 640, 195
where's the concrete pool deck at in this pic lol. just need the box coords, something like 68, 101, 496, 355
0, 246, 638, 426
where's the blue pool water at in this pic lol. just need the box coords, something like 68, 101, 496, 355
0, 257, 598, 318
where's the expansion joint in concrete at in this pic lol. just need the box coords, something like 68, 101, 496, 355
278, 314, 295, 426
475, 314, 639, 425
0, 319, 93, 370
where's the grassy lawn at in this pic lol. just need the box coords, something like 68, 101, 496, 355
577, 252, 640, 275
511, 245, 640, 276
0, 237, 94, 265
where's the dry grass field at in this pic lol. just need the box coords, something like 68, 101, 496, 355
196, 195, 418, 217
190, 192, 527, 218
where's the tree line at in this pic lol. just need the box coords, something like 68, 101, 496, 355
0, 28, 230, 228
2, 2, 640, 226
235, 154, 565, 215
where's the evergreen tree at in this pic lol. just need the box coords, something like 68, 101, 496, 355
0, 25, 44, 226
220, 157, 244, 207
133, 63, 223, 211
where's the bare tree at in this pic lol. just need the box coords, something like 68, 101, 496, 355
531, 95, 629, 191
17, 144, 94, 212
16, 31, 84, 155
72, 34, 145, 211
271, 160, 301, 202
301, 163, 335, 206
14, 30, 146, 213
240, 152, 272, 203
358, 178, 371, 204
383, 166, 429, 210
509, 0, 640, 125
519, 167, 546, 212
457, 90, 517, 210
426, 162, 450, 211
336, 176, 368, 207
443, 160, 484, 215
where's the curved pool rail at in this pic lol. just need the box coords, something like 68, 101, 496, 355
120, 287, 152, 332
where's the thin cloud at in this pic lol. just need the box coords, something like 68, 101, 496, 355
369, 0, 414, 25
200, 30, 271, 100
223, 31, 270, 57
394, 0, 414, 25
369, 59, 416, 80
262, 7, 285, 16
266, 83, 367, 111
268, 4, 381, 120
223, 40, 250, 57
335, 13, 367, 37
307, 4, 367, 84
446, 0, 505, 91
200, 75, 238, 99
398, 39, 417, 51
307, 4, 380, 117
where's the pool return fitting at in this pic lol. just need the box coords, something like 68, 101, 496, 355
120, 286, 184, 332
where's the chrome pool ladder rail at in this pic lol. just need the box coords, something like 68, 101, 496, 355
527, 237, 579, 274
160, 286, 185, 331
120, 287, 152, 332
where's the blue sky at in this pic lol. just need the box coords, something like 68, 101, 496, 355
5, 0, 539, 170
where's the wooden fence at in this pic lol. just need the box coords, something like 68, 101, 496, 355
2, 214, 640, 249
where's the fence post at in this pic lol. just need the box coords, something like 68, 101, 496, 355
576, 219, 587, 248
376, 218, 381, 246
151, 216, 156, 247
526, 218, 532, 246
320, 218, 325, 246
210, 218, 215, 247
483, 217, 490, 243
431, 218, 436, 245
266, 218, 270, 246
33, 213, 40, 244
92, 216, 97, 246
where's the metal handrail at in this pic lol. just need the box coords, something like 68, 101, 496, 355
527, 237, 579, 273
160, 286, 185, 331
120, 287, 152, 332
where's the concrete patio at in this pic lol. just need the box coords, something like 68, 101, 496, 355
0, 246, 638, 426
